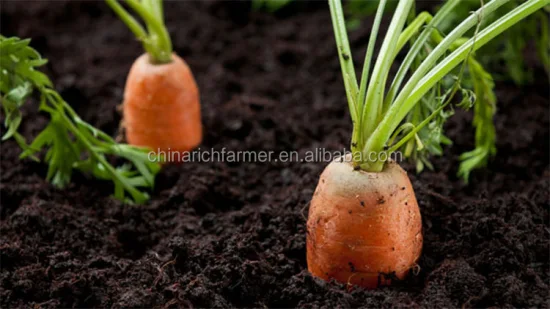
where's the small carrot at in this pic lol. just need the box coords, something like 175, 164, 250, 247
107, 0, 202, 159
308, 0, 545, 289
123, 53, 201, 155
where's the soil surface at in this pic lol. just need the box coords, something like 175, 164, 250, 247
1, 1, 549, 308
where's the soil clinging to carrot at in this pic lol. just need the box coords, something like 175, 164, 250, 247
1, 1, 548, 308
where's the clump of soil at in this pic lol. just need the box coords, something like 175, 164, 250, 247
1, 1, 548, 308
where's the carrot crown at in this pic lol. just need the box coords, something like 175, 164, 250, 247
106, 0, 173, 64
329, 0, 547, 172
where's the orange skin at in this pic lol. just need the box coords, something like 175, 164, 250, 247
307, 157, 423, 289
123, 53, 202, 158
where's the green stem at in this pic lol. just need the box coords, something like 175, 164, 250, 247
43, 88, 147, 202
383, 0, 508, 132
60, 104, 146, 203
328, 0, 359, 121
105, 0, 147, 39
388, 122, 414, 147
361, 0, 514, 169
126, 0, 172, 63
384, 0, 459, 108
107, 0, 172, 64
156, 0, 164, 22
328, 0, 361, 163
360, 0, 413, 142
363, 0, 546, 172
141, 0, 156, 37
355, 0, 387, 155
394, 12, 432, 57
387, 100, 450, 154
105, 0, 153, 55
400, 0, 546, 124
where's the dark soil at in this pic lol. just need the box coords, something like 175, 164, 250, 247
1, 1, 548, 308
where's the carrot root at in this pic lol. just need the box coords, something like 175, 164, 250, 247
307, 156, 423, 289
123, 53, 202, 159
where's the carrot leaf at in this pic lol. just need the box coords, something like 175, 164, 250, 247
0, 36, 161, 204
328, 0, 547, 173
457, 57, 497, 182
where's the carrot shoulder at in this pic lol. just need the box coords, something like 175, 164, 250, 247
124, 53, 202, 154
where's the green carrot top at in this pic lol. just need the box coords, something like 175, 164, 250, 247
106, 0, 173, 64
329, 0, 547, 172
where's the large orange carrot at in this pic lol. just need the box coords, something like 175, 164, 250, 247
307, 0, 544, 289
107, 0, 202, 159
307, 157, 422, 288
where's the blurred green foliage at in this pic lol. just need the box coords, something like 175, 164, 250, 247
252, 0, 294, 12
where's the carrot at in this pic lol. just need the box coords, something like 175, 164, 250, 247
124, 53, 201, 154
307, 0, 545, 289
107, 0, 202, 159
307, 156, 422, 288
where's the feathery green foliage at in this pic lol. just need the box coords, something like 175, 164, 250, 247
252, 0, 293, 12
392, 12, 498, 180
0, 36, 161, 204
457, 57, 497, 181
